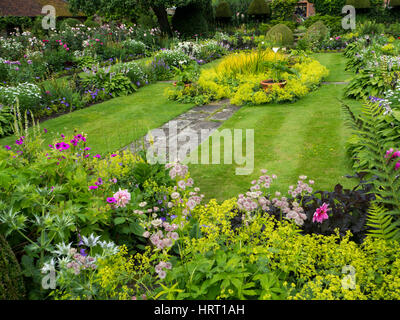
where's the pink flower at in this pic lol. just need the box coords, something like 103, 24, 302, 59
396, 162, 400, 170
107, 197, 117, 204
313, 203, 330, 223
89, 186, 98, 190
113, 189, 131, 208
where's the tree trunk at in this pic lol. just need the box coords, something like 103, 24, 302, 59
152, 4, 172, 37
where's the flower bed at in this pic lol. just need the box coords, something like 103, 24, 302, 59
1, 125, 399, 300
166, 49, 329, 106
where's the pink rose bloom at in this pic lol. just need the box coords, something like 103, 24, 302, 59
313, 203, 330, 223
113, 189, 131, 208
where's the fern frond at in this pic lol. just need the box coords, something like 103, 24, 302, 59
366, 203, 400, 241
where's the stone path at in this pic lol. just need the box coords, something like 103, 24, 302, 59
122, 99, 241, 162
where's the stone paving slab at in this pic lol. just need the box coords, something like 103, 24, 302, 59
123, 99, 241, 162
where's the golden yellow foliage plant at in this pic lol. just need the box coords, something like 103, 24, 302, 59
172, 199, 400, 300
167, 49, 329, 106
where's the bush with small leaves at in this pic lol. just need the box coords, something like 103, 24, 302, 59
266, 24, 294, 46
0, 235, 26, 300
215, 1, 233, 18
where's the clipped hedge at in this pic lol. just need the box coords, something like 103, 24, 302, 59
266, 23, 294, 46
172, 2, 211, 38
346, 0, 371, 7
303, 14, 342, 35
306, 21, 329, 42
270, 0, 297, 20
0, 235, 26, 300
215, 1, 233, 18
248, 0, 271, 15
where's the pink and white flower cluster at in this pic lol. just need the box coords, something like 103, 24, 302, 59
165, 162, 189, 180
237, 171, 313, 226
143, 220, 179, 251
113, 189, 131, 208
272, 197, 307, 226
288, 176, 314, 198
155, 261, 172, 279
66, 250, 97, 275
237, 169, 277, 213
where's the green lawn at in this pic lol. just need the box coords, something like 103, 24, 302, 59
311, 52, 354, 82
2, 53, 360, 201
188, 53, 362, 201
1, 83, 193, 155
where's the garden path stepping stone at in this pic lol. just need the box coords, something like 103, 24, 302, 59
123, 99, 241, 162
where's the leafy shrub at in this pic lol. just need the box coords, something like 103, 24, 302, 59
343, 101, 400, 240
98, 43, 127, 61
299, 178, 375, 243
154, 49, 190, 69
167, 49, 328, 106
346, 0, 371, 8
303, 14, 342, 35
75, 56, 99, 69
60, 18, 82, 31
161, 196, 400, 300
344, 68, 391, 100
122, 39, 146, 56
0, 83, 42, 113
215, 1, 233, 18
266, 24, 294, 46
172, 3, 210, 38
357, 20, 385, 36
41, 77, 84, 114
103, 73, 136, 97
0, 235, 25, 300
122, 62, 149, 87
305, 21, 330, 43
84, 17, 100, 28
0, 61, 9, 83
311, 0, 346, 16
45, 49, 74, 73
269, 0, 297, 20
0, 106, 14, 138
149, 58, 173, 81
247, 0, 271, 16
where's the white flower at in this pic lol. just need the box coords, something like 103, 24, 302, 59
41, 258, 55, 274
151, 219, 163, 227
53, 242, 72, 256
82, 234, 100, 247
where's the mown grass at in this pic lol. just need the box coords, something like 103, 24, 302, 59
188, 53, 362, 201
1, 82, 193, 155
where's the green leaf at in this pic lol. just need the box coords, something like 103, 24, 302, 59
113, 217, 126, 225
129, 221, 145, 237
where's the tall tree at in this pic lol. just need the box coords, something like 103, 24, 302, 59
68, 0, 192, 36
